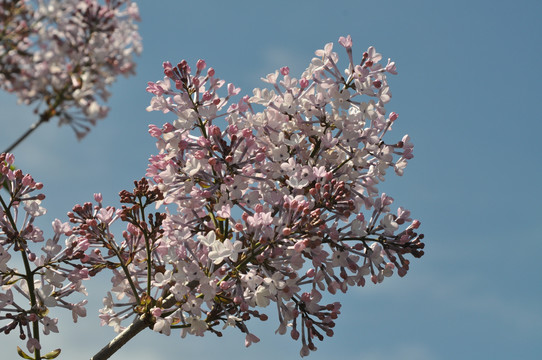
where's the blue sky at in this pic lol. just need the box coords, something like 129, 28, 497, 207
1, 0, 541, 359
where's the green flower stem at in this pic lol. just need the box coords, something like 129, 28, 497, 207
107, 240, 140, 305
143, 233, 152, 297
135, 198, 152, 297
20, 249, 41, 360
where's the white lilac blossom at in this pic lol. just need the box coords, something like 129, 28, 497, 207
0, 0, 141, 140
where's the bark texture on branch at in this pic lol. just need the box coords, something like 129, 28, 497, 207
90, 314, 150, 360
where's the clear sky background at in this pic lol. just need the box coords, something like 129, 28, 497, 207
1, 0, 541, 359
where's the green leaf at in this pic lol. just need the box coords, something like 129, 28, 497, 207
42, 349, 61, 359
16, 346, 34, 360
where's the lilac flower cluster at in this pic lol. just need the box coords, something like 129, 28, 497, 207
0, 0, 141, 138
0, 35, 424, 359
0, 153, 88, 359
91, 35, 423, 356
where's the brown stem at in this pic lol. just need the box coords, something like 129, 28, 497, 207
89, 314, 150, 360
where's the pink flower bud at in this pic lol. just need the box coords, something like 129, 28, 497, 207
94, 193, 103, 203
163, 61, 173, 72
228, 124, 238, 135
196, 59, 206, 71
21, 174, 32, 186
148, 124, 162, 137
255, 152, 266, 162
163, 123, 175, 132
194, 150, 205, 159
209, 125, 221, 136
202, 91, 213, 101
5, 153, 14, 165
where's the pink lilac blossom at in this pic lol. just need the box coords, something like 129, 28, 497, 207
1, 35, 424, 359
0, 153, 89, 359
69, 35, 423, 357
0, 0, 141, 138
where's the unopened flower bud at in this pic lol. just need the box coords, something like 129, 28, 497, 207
196, 59, 206, 71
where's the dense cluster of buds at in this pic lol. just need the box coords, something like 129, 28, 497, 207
0, 0, 141, 138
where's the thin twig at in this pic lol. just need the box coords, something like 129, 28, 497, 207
3, 116, 46, 154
